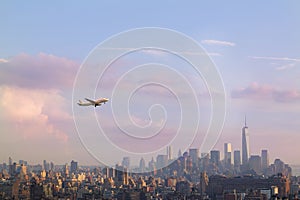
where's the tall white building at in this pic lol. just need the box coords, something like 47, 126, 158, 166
242, 116, 250, 165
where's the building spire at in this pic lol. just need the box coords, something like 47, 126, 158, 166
244, 115, 247, 127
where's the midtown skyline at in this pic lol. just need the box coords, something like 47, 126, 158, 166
1, 1, 300, 165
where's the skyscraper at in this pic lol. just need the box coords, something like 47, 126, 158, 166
249, 155, 261, 174
64, 163, 69, 177
261, 149, 269, 170
189, 148, 199, 166
210, 150, 220, 166
8, 157, 12, 166
70, 160, 78, 174
167, 146, 173, 160
234, 150, 241, 167
43, 160, 50, 171
122, 157, 130, 169
242, 116, 250, 165
224, 143, 232, 166
139, 158, 146, 172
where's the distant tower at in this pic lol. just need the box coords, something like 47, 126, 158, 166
148, 157, 156, 174
139, 158, 146, 173
210, 150, 220, 167
189, 148, 199, 167
43, 160, 49, 171
122, 157, 130, 169
242, 116, 250, 165
167, 146, 173, 160
156, 154, 168, 169
8, 157, 12, 166
248, 155, 261, 174
50, 162, 55, 171
64, 164, 69, 177
261, 149, 269, 170
70, 160, 78, 174
224, 143, 232, 167
234, 150, 241, 167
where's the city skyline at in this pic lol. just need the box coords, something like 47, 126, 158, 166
2, 137, 294, 177
0, 119, 291, 171
1, 1, 300, 166
0, 146, 295, 199
0, 114, 295, 167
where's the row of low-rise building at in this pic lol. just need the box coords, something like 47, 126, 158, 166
0, 156, 299, 199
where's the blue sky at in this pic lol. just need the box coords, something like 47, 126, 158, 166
0, 1, 299, 166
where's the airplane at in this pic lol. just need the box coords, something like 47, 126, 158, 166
77, 97, 109, 107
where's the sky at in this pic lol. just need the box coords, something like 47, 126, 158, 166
0, 1, 300, 167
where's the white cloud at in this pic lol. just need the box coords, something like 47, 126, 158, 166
275, 63, 296, 71
140, 49, 168, 56
207, 52, 223, 57
0, 58, 8, 63
250, 56, 300, 62
201, 39, 236, 47
180, 51, 222, 57
250, 56, 300, 71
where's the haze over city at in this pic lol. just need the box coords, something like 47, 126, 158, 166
0, 1, 299, 167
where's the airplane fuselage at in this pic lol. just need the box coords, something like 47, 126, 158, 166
77, 98, 109, 107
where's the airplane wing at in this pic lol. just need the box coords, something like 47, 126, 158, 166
85, 98, 96, 104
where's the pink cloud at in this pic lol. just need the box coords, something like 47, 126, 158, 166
231, 82, 300, 103
272, 90, 300, 102
231, 82, 272, 99
0, 53, 78, 89
0, 85, 71, 142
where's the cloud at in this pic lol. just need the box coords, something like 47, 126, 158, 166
0, 53, 79, 89
0, 85, 71, 142
178, 51, 222, 57
201, 39, 236, 47
231, 82, 272, 99
272, 90, 300, 102
231, 82, 300, 103
249, 56, 300, 71
249, 56, 300, 62
141, 49, 223, 57
0, 58, 8, 63
140, 49, 168, 56
207, 52, 223, 57
275, 63, 296, 71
